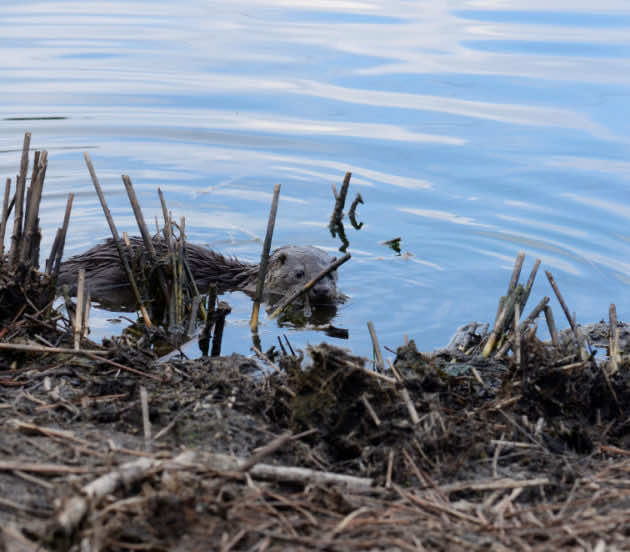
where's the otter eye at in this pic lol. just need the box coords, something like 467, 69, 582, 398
294, 269, 305, 279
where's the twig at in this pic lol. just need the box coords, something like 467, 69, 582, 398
140, 386, 152, 449
20, 149, 47, 267
84, 153, 152, 327
211, 301, 231, 357
544, 305, 559, 347
385, 449, 394, 489
609, 304, 620, 374
388, 360, 420, 424
250, 183, 281, 331
48, 192, 74, 278
329, 171, 351, 227
0, 177, 11, 257
8, 132, 30, 266
521, 258, 541, 308
269, 253, 351, 319
367, 320, 385, 372
360, 394, 381, 426
0, 343, 106, 355
239, 431, 293, 472
73, 269, 86, 350
495, 296, 549, 358
514, 303, 521, 371
349, 192, 364, 229
83, 352, 163, 382
507, 251, 525, 294
545, 270, 588, 361
441, 477, 550, 493
122, 174, 170, 301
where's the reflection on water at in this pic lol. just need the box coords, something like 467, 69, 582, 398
2, 1, 630, 356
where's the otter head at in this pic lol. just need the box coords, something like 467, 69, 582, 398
264, 245, 338, 305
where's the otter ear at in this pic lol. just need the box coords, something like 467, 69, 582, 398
277, 252, 288, 265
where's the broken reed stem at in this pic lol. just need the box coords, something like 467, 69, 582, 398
360, 394, 381, 426
0, 342, 106, 355
211, 301, 231, 357
329, 171, 351, 227
545, 271, 588, 361
83, 153, 152, 327
495, 296, 549, 358
73, 269, 86, 350
122, 174, 171, 303
367, 320, 385, 373
157, 188, 172, 252
250, 183, 281, 332
48, 193, 74, 277
609, 304, 620, 374
20, 150, 47, 267
521, 258, 541, 308
507, 251, 525, 294
0, 178, 11, 257
140, 386, 152, 449
8, 133, 30, 266
544, 305, 559, 347
483, 301, 511, 358
514, 303, 521, 371
268, 252, 351, 319
239, 431, 294, 473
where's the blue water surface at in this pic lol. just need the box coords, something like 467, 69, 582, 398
1, 0, 630, 360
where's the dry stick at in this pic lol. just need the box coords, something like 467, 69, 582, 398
157, 188, 171, 250
545, 270, 588, 361
140, 386, 151, 449
495, 296, 549, 358
360, 394, 381, 426
238, 431, 293, 472
385, 450, 394, 489
83, 289, 91, 339
211, 301, 231, 357
269, 253, 351, 319
73, 269, 86, 350
329, 171, 351, 227
507, 251, 525, 294
20, 150, 47, 267
0, 178, 11, 257
0, 343, 106, 355
609, 304, 620, 374
84, 154, 152, 327
544, 305, 559, 347
514, 303, 521, 372
83, 351, 162, 382
521, 258, 541, 308
23, 150, 39, 234
482, 302, 510, 358
49, 193, 74, 278
8, 132, 30, 265
348, 192, 364, 229
389, 360, 420, 424
250, 184, 281, 331
367, 320, 385, 373
122, 174, 170, 301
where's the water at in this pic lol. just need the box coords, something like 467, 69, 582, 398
2, 1, 630, 358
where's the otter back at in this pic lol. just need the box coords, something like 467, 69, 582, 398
58, 238, 338, 306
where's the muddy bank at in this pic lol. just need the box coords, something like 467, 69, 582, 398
2, 316, 630, 551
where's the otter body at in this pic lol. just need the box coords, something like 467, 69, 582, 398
57, 237, 338, 305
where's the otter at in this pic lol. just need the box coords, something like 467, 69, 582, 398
57, 237, 339, 307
